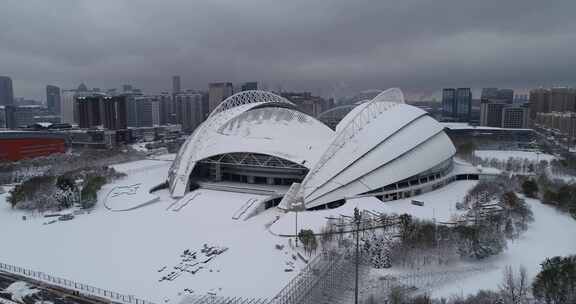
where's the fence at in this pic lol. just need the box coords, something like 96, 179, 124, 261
180, 295, 270, 304
269, 250, 353, 304
0, 262, 272, 304
0, 262, 155, 304
363, 265, 492, 301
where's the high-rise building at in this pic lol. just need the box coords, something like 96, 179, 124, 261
442, 88, 456, 119
280, 92, 330, 117
0, 106, 6, 128
455, 88, 472, 122
131, 96, 155, 127
172, 76, 181, 94
102, 96, 128, 130
77, 95, 103, 128
0, 76, 14, 106
549, 88, 576, 112
175, 93, 203, 133
46, 85, 61, 114
77, 95, 127, 130
529, 88, 550, 120
241, 82, 258, 91
480, 101, 506, 127
60, 90, 77, 124
208, 82, 234, 113
151, 99, 160, 126
158, 92, 173, 125
502, 106, 529, 129
442, 88, 472, 121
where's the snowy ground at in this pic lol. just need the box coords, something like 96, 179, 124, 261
271, 180, 477, 236
1, 156, 575, 302
474, 150, 556, 162
432, 197, 576, 298
0, 158, 305, 303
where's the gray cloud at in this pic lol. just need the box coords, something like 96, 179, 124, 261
2, 0, 576, 100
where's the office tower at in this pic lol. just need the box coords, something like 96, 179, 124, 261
480, 101, 506, 127
549, 88, 576, 112
442, 88, 456, 118
77, 95, 103, 128
241, 82, 258, 91
175, 93, 203, 133
172, 76, 181, 94
0, 76, 14, 106
497, 89, 514, 104
77, 95, 127, 130
529, 88, 550, 120
158, 92, 173, 125
502, 106, 529, 129
60, 90, 77, 124
46, 85, 61, 114
151, 99, 160, 126
280, 92, 329, 117
0, 106, 6, 128
455, 88, 472, 122
102, 96, 127, 130
208, 82, 234, 113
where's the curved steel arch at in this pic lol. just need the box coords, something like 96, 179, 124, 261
209, 90, 293, 118
371, 87, 405, 104
301, 88, 406, 197
316, 104, 356, 120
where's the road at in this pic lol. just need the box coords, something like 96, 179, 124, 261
0, 271, 111, 304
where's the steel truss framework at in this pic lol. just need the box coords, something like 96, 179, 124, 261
169, 91, 297, 197
200, 153, 307, 170
302, 88, 405, 196
209, 90, 294, 118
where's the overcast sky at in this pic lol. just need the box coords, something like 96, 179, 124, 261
2, 0, 576, 101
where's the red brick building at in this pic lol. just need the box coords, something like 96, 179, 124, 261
0, 131, 66, 161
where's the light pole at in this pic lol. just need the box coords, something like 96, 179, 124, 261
354, 207, 361, 304
295, 209, 298, 248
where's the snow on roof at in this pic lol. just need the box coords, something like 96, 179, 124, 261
301, 88, 456, 207
169, 93, 333, 198
442, 122, 532, 132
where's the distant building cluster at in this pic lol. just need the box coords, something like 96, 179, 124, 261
530, 87, 576, 140
0, 74, 337, 160
480, 88, 529, 129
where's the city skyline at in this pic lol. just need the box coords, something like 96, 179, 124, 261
2, 0, 576, 101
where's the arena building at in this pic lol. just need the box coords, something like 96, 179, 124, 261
169, 89, 485, 210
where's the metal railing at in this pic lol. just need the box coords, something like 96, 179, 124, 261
0, 262, 155, 304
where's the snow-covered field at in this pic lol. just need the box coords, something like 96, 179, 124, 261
0, 158, 305, 303
432, 197, 576, 298
1, 156, 575, 302
474, 150, 556, 162
272, 180, 477, 236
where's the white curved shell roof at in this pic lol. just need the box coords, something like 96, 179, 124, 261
299, 88, 456, 208
169, 88, 457, 207
168, 91, 333, 197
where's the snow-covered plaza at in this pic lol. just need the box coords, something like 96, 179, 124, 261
1, 155, 576, 302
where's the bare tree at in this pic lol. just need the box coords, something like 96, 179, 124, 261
500, 265, 529, 304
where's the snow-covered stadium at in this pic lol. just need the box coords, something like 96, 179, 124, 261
168, 88, 479, 210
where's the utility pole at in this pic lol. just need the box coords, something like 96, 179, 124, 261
295, 209, 298, 248
354, 207, 361, 304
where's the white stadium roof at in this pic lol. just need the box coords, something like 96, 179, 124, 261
168, 90, 333, 197
169, 89, 456, 209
